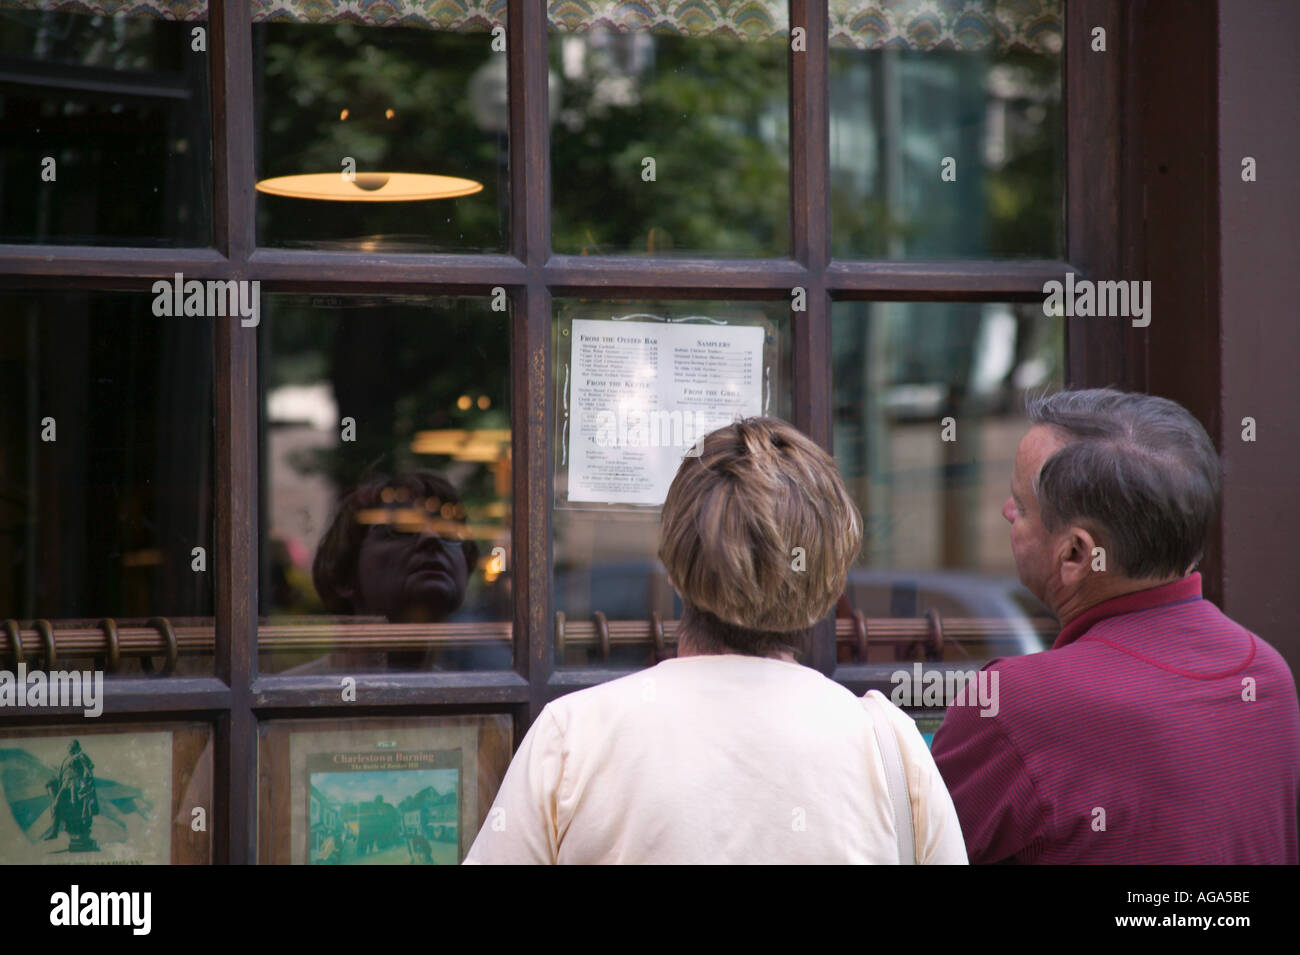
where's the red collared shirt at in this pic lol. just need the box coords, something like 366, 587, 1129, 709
931, 573, 1300, 864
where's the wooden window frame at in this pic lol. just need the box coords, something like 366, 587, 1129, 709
0, 0, 1127, 863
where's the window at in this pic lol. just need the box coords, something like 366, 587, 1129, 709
1, 0, 1121, 864
0, 3, 212, 244
259, 293, 513, 674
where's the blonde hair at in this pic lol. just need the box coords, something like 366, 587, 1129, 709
658, 417, 862, 654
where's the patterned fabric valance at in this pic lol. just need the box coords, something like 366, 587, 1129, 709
1, 0, 1062, 53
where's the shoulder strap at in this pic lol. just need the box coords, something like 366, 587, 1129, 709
864, 693, 916, 865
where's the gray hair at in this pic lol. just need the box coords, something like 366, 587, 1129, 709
1026, 388, 1221, 579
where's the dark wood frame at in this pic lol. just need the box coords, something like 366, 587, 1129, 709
0, 0, 1128, 863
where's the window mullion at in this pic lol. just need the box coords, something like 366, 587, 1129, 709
789, 0, 834, 674
211, 0, 256, 265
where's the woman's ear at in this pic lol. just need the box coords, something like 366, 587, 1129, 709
462, 539, 481, 573
332, 581, 362, 615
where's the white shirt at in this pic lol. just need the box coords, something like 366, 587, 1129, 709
465, 654, 968, 864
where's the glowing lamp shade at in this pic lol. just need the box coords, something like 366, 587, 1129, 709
254, 172, 483, 202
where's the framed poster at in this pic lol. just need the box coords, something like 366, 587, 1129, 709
554, 307, 779, 510
0, 723, 213, 864
258, 715, 512, 865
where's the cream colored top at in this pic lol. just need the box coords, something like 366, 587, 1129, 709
464, 654, 968, 864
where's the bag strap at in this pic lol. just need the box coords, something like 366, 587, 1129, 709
864, 693, 916, 865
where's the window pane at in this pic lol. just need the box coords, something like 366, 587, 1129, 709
832, 301, 1062, 662
0, 5, 212, 245
552, 298, 792, 667
829, 31, 1063, 258
550, 19, 789, 257
260, 294, 512, 673
0, 290, 215, 676
254, 19, 507, 252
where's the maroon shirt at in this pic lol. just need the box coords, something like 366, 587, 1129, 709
931, 573, 1300, 864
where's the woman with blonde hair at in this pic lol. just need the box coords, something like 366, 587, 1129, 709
466, 417, 966, 864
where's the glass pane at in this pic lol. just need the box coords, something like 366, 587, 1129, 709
0, 290, 215, 676
260, 294, 512, 673
552, 298, 793, 667
832, 301, 1062, 662
829, 38, 1063, 258
0, 4, 212, 245
254, 19, 507, 252
549, 17, 789, 256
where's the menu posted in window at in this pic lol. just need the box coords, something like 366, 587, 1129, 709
567, 319, 766, 505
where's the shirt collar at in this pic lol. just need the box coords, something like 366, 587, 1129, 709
1051, 572, 1204, 650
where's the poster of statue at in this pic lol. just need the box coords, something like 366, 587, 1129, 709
0, 730, 173, 864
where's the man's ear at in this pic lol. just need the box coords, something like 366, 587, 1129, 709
1056, 524, 1097, 588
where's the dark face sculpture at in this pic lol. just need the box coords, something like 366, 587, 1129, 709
348, 520, 471, 623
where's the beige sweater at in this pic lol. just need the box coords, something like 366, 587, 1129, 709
465, 654, 968, 864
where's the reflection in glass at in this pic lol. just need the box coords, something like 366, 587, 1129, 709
0, 4, 212, 245
254, 21, 508, 252
0, 291, 215, 674
312, 471, 478, 623
829, 44, 1062, 258
549, 24, 788, 257
551, 298, 792, 668
260, 295, 511, 673
831, 301, 1061, 662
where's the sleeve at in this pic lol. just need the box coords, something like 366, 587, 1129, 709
864, 691, 968, 865
929, 688, 1049, 864
462, 707, 565, 865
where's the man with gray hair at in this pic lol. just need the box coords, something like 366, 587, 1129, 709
931, 388, 1299, 864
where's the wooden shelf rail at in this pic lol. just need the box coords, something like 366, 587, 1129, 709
2, 612, 1058, 670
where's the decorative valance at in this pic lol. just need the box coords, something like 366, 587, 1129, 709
1, 0, 1061, 52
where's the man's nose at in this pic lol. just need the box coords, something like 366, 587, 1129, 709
1002, 498, 1015, 524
